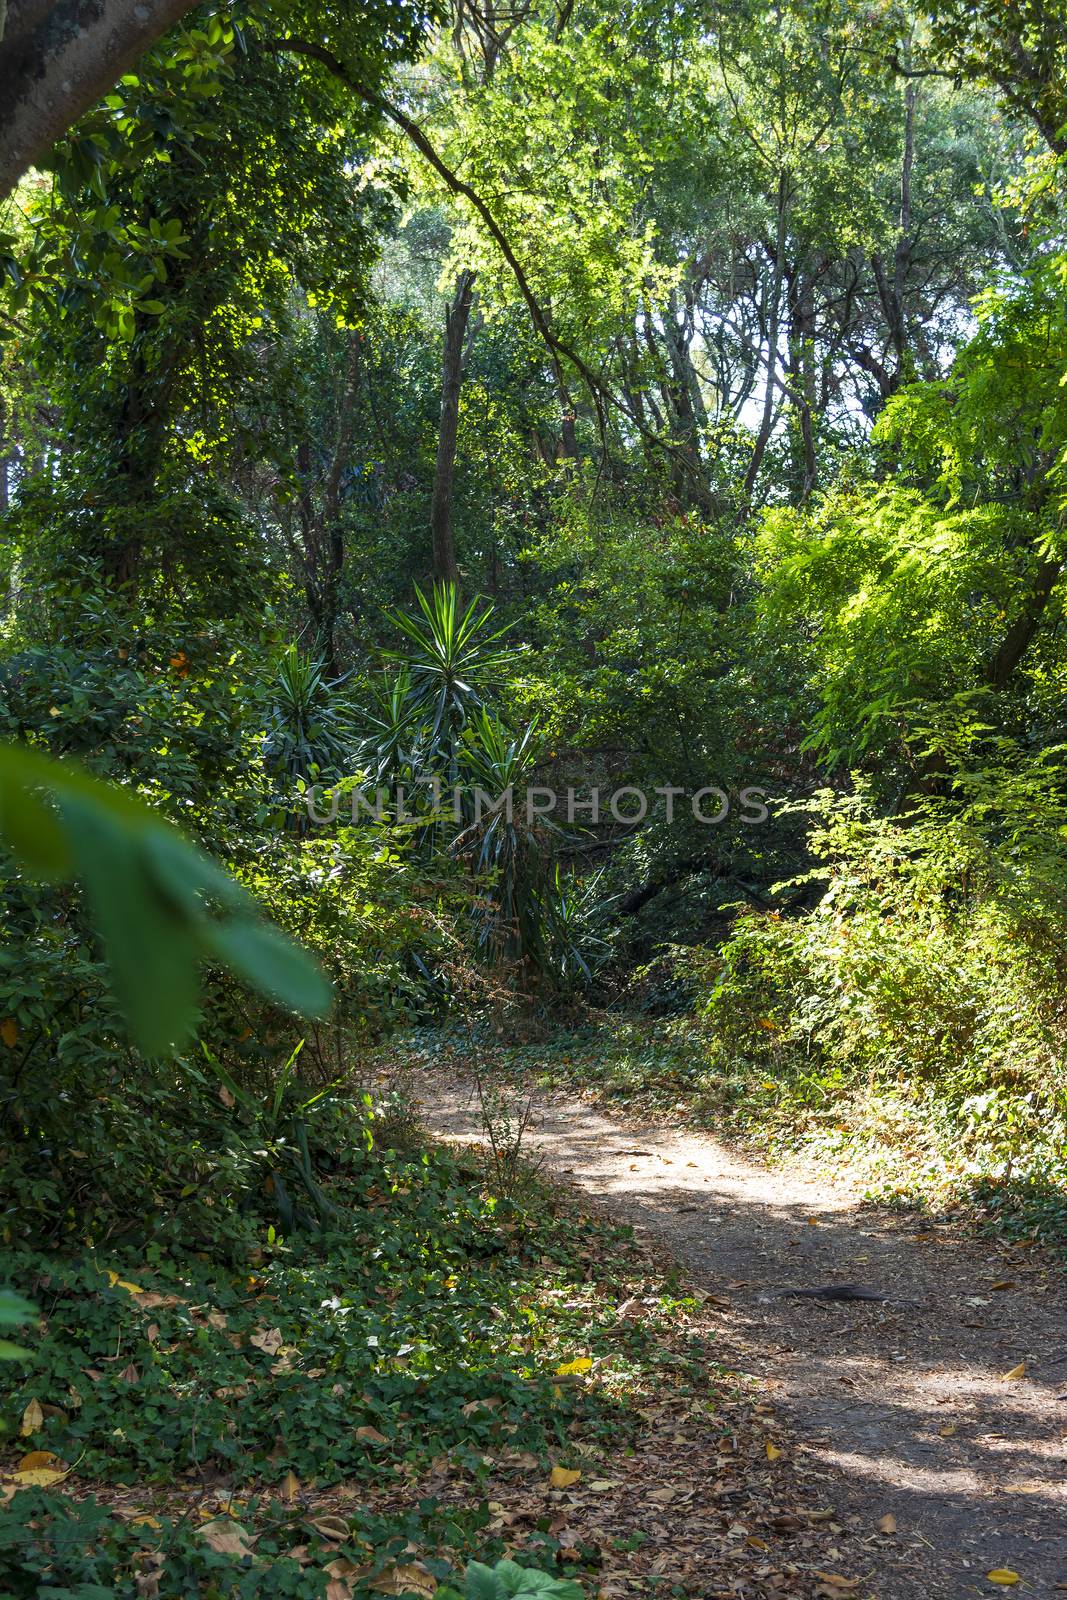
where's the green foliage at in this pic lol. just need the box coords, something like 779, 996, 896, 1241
264, 646, 356, 788
440, 1560, 582, 1600
0, 740, 330, 1055
0, 1086, 698, 1597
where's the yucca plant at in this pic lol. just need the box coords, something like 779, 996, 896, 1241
356, 664, 425, 788
536, 864, 618, 994
381, 583, 519, 783
455, 708, 545, 957
263, 644, 355, 788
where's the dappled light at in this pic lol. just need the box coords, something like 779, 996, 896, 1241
1, 0, 1066, 1596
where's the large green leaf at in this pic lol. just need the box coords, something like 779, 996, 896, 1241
0, 742, 331, 1054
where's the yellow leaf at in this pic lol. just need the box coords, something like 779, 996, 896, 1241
986, 1572, 1020, 1587
280, 1470, 301, 1503
549, 1465, 582, 1488
1000, 1362, 1026, 1382
877, 1513, 897, 1534
17, 1451, 60, 1471
939, 1423, 957, 1437
105, 1270, 144, 1295
765, 1441, 783, 1460
20, 1399, 43, 1437
555, 1357, 593, 1376
1, 1018, 17, 1048
130, 1514, 162, 1529
7, 1467, 68, 1487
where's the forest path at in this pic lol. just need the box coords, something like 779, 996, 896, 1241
406, 1067, 1067, 1600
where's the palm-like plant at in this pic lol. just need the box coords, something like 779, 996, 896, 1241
455, 708, 545, 956
263, 645, 354, 786
536, 864, 618, 993
381, 583, 519, 782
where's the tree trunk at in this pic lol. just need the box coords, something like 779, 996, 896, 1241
987, 557, 1062, 691
744, 169, 789, 502
430, 269, 475, 589
0, 0, 200, 198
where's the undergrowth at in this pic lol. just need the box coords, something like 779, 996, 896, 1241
0, 1091, 717, 1598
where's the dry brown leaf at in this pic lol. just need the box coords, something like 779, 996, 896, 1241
877, 1513, 897, 1534
20, 1399, 44, 1437
249, 1327, 283, 1356
814, 1574, 860, 1592
371, 1562, 437, 1597
309, 1514, 350, 1543
197, 1518, 255, 1558
356, 1425, 388, 1444
18, 1451, 61, 1471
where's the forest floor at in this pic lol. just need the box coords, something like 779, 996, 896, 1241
403, 1059, 1067, 1600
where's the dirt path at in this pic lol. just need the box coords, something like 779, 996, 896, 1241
407, 1069, 1067, 1599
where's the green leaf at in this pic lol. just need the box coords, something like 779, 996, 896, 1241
200, 919, 331, 1018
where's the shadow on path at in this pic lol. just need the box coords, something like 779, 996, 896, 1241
411, 1072, 1067, 1600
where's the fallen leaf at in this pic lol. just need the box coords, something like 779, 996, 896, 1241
986, 1572, 1020, 1587
939, 1423, 957, 1437
20, 1399, 43, 1437
17, 1451, 61, 1471
1, 1018, 17, 1048
371, 1562, 437, 1597
249, 1327, 283, 1356
356, 1425, 388, 1444
814, 1575, 860, 1592
549, 1465, 582, 1488
6, 1466, 69, 1487
279, 1470, 301, 1502
877, 1513, 897, 1534
556, 1357, 593, 1376
1000, 1363, 1026, 1382
106, 1270, 144, 1295
197, 1518, 255, 1558
765, 1441, 783, 1461
309, 1514, 349, 1543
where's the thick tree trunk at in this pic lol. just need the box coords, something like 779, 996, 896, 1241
430, 269, 475, 588
0, 0, 199, 197
987, 557, 1062, 691
744, 169, 789, 501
